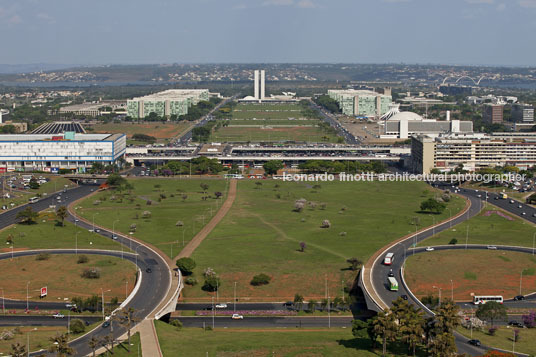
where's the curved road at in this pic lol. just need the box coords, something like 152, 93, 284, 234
0, 183, 172, 356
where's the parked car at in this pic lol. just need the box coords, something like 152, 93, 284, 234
231, 313, 244, 320
401, 295, 408, 300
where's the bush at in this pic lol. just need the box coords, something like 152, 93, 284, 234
449, 238, 458, 245
70, 319, 86, 334
169, 319, 183, 329
142, 210, 151, 219
176, 257, 196, 275
35, 253, 50, 261
251, 273, 272, 286
488, 327, 497, 336
81, 268, 101, 279
202, 276, 221, 292
185, 277, 198, 286
320, 219, 331, 228
77, 255, 89, 264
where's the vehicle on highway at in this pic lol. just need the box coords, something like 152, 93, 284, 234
53, 313, 64, 318
473, 295, 503, 305
522, 212, 526, 215
145, 267, 152, 273
401, 294, 408, 300
519, 205, 523, 208
65, 303, 77, 308
425, 247, 434, 251
468, 339, 481, 346
487, 245, 497, 250
514, 295, 525, 301
112, 235, 118, 240
231, 313, 243, 319
510, 199, 515, 204
215, 303, 227, 309
388, 269, 394, 277
508, 321, 524, 328
28, 197, 39, 204
383, 252, 394, 265
102, 320, 110, 328
388, 277, 399, 291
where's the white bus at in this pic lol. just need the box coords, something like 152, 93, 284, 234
388, 277, 399, 291
223, 174, 244, 179
384, 253, 394, 265
473, 295, 503, 305
28, 197, 39, 204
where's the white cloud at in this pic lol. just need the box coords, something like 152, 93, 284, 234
297, 0, 317, 8
519, 0, 536, 7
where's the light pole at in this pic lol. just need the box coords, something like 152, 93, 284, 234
447, 208, 452, 228
432, 216, 435, 237
125, 281, 128, 300
10, 244, 13, 260
112, 219, 119, 240
532, 232, 536, 256
341, 280, 345, 303
432, 285, 442, 306
1, 287, 4, 316
101, 288, 111, 321
26, 281, 30, 312
75, 231, 80, 255
234, 282, 237, 312
520, 270, 524, 295
450, 279, 454, 301
92, 213, 98, 232
212, 296, 215, 329
397, 242, 406, 270
328, 295, 331, 329
465, 225, 469, 250
135, 245, 142, 267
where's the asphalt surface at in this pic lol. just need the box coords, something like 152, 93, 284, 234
0, 182, 172, 356
0, 315, 102, 327
173, 316, 353, 329
370, 182, 536, 356
309, 101, 361, 145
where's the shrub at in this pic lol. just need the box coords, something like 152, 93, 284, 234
70, 319, 86, 334
169, 319, 183, 329
449, 238, 458, 245
294, 198, 307, 212
142, 210, 151, 219
81, 268, 101, 279
488, 327, 497, 336
35, 253, 50, 261
146, 200, 152, 206
185, 277, 198, 286
251, 273, 272, 286
202, 276, 221, 292
175, 221, 184, 227
320, 219, 331, 228
77, 255, 89, 264
176, 257, 196, 275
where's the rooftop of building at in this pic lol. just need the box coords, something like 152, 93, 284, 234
0, 133, 124, 142
130, 89, 209, 101
31, 121, 86, 134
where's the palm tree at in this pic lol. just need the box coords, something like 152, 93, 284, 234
88, 336, 99, 357
48, 333, 75, 356
117, 307, 139, 351
16, 206, 38, 224
308, 299, 316, 314
373, 309, 396, 357
10, 342, 26, 357
56, 206, 68, 226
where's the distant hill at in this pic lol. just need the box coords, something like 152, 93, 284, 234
0, 64, 79, 74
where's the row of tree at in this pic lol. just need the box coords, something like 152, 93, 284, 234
298, 160, 386, 174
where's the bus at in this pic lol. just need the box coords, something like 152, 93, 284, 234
223, 174, 244, 179
28, 197, 39, 204
388, 277, 399, 291
384, 253, 394, 265
473, 295, 503, 305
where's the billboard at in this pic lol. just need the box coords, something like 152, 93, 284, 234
40, 286, 47, 297
51, 168, 59, 174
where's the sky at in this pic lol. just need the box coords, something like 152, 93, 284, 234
0, 0, 535, 66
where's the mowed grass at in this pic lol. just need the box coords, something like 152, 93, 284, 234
91, 122, 190, 143
155, 322, 378, 357
210, 126, 339, 143
235, 103, 302, 111
0, 213, 126, 252
419, 206, 535, 247
457, 326, 536, 355
0, 254, 136, 301
100, 332, 141, 356
0, 326, 69, 354
229, 118, 320, 126
405, 250, 536, 301
76, 178, 228, 258
184, 180, 465, 301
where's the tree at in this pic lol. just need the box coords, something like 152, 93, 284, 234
176, 257, 196, 275
420, 198, 446, 214
56, 206, 68, 227
69, 319, 85, 334
214, 192, 223, 199
48, 333, 75, 356
351, 319, 369, 339
346, 257, 362, 271
106, 173, 126, 188
10, 343, 26, 357
263, 160, 284, 175
308, 299, 317, 313
16, 207, 38, 224
202, 275, 221, 292
373, 309, 397, 357
88, 336, 99, 357
294, 294, 304, 310
476, 301, 507, 327
250, 273, 271, 286
200, 183, 209, 199
117, 307, 138, 352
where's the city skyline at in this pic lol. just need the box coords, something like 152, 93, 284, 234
1, 0, 536, 66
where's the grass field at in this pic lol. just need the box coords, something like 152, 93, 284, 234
91, 122, 190, 144
99, 332, 141, 356
229, 118, 319, 126
457, 326, 535, 355
210, 126, 339, 143
235, 103, 302, 111
0, 213, 127, 252
183, 180, 465, 301
418, 206, 535, 247
0, 254, 136, 301
405, 250, 536, 301
76, 178, 228, 258
155, 321, 380, 357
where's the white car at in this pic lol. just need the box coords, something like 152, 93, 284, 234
487, 245, 497, 250
215, 303, 227, 309
425, 247, 435, 252
231, 313, 243, 320
53, 313, 64, 318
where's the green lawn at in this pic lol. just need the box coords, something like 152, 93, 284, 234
235, 103, 302, 111
155, 321, 378, 357
210, 126, 339, 143
91, 122, 190, 144
418, 206, 535, 247
457, 326, 534, 355
229, 118, 320, 126
0, 213, 126, 251
76, 178, 228, 258
184, 180, 465, 301
99, 332, 141, 356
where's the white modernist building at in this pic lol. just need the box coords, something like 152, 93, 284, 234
0, 133, 126, 172
381, 111, 473, 139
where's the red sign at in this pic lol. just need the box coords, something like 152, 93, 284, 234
40, 287, 47, 297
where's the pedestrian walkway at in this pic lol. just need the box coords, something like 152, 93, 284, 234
133, 318, 163, 357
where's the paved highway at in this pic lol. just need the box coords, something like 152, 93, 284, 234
0, 182, 173, 356
173, 316, 353, 328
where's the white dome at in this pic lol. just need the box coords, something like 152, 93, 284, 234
388, 112, 423, 121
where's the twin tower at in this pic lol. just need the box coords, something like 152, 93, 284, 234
253, 70, 266, 100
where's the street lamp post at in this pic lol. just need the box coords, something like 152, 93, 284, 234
328, 296, 331, 329
532, 232, 536, 256
465, 225, 469, 250
101, 288, 111, 321
92, 213, 98, 232
1, 288, 4, 316
113, 219, 119, 240
26, 281, 30, 312
135, 245, 142, 267
520, 270, 524, 295
397, 242, 406, 270
447, 208, 452, 228
432, 285, 442, 306
234, 282, 237, 312
75, 232, 80, 255
450, 280, 454, 301
212, 296, 215, 329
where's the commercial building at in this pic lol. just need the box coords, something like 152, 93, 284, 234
127, 89, 209, 119
410, 132, 536, 174
381, 111, 473, 139
439, 84, 473, 96
327, 89, 392, 118
0, 133, 126, 172
58, 101, 126, 117
512, 104, 534, 123
483, 104, 504, 124
32, 122, 86, 134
